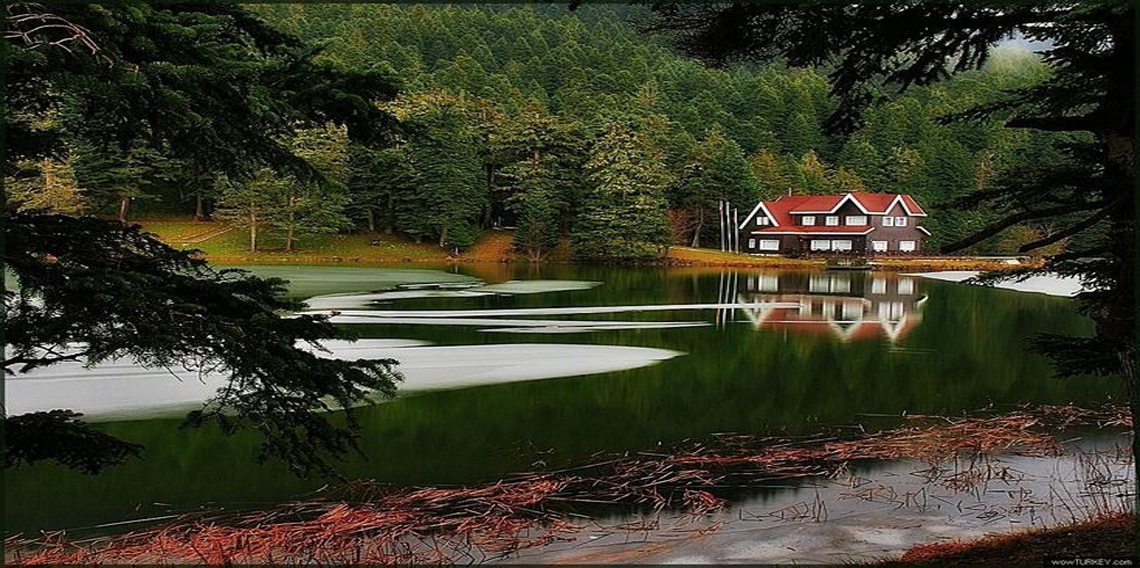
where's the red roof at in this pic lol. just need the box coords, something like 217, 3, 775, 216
743, 192, 926, 234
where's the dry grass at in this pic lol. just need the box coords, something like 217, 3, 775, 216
883, 512, 1136, 564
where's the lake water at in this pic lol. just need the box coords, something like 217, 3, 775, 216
3, 264, 1122, 537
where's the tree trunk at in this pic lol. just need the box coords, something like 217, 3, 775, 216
366, 209, 376, 233
690, 208, 703, 248
249, 213, 258, 253
438, 224, 448, 248
195, 192, 205, 220
118, 196, 130, 224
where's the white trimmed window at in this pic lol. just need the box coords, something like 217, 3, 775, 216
871, 277, 887, 294
748, 238, 756, 248
755, 216, 769, 226
871, 240, 888, 252
810, 239, 831, 251
825, 216, 840, 226
801, 215, 816, 226
831, 240, 853, 252
845, 215, 868, 226
758, 239, 780, 251
895, 216, 908, 226
899, 240, 916, 252
882, 216, 895, 227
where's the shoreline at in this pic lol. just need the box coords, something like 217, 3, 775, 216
8, 404, 1131, 565
140, 219, 1039, 273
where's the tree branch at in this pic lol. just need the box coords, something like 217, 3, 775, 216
1019, 206, 1114, 253
940, 201, 1108, 253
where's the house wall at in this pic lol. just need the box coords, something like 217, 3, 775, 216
866, 202, 926, 254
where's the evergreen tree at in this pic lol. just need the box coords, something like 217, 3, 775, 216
213, 169, 289, 253
795, 150, 833, 195
572, 122, 672, 260
671, 126, 760, 247
4, 157, 86, 215
748, 149, 792, 199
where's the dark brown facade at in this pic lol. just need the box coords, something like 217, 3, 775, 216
738, 193, 929, 256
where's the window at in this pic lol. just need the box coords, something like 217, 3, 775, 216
898, 278, 915, 295
882, 216, 895, 227
831, 240, 853, 252
825, 216, 839, 226
801, 216, 816, 226
755, 216, 769, 226
871, 277, 887, 294
748, 238, 756, 249
899, 240, 916, 252
758, 274, 779, 292
871, 240, 888, 252
895, 216, 908, 226
758, 239, 780, 251
810, 239, 831, 251
845, 215, 868, 226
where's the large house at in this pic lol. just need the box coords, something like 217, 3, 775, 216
738, 192, 929, 255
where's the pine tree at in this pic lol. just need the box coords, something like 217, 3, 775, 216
671, 126, 760, 247
572, 122, 672, 260
748, 149, 791, 199
4, 157, 86, 215
214, 169, 289, 253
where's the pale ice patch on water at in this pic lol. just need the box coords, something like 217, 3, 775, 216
318, 316, 710, 331
905, 271, 1085, 297
302, 279, 602, 310
311, 301, 799, 320
469, 280, 602, 294
5, 340, 682, 420
303, 289, 495, 309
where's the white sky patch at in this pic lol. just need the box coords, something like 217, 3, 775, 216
5, 341, 681, 421
905, 271, 1085, 298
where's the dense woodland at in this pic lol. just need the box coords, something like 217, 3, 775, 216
6, 4, 1081, 259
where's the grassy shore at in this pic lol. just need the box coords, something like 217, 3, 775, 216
883, 512, 1136, 565
138, 217, 1039, 271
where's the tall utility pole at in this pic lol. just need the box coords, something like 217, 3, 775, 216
718, 200, 726, 252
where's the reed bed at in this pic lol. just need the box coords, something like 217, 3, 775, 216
6, 403, 1130, 565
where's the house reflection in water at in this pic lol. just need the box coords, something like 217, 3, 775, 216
734, 272, 927, 342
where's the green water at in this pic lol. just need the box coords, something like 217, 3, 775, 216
3, 264, 1119, 535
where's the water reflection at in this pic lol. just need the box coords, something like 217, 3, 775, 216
728, 271, 926, 342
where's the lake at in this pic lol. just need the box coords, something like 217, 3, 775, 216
3, 263, 1121, 536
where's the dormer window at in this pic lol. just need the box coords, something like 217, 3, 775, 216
755, 216, 770, 226
825, 216, 839, 226
883, 217, 895, 227
895, 216, 908, 227
845, 215, 867, 226
801, 216, 816, 226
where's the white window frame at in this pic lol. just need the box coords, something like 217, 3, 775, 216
748, 238, 756, 249
825, 216, 840, 226
882, 216, 895, 227
899, 240, 916, 252
809, 239, 831, 251
757, 239, 780, 251
831, 239, 853, 252
755, 216, 769, 226
845, 215, 868, 226
801, 215, 816, 226
895, 216, 908, 227
871, 240, 888, 252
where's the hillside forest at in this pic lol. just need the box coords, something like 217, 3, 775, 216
5, 4, 1086, 260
